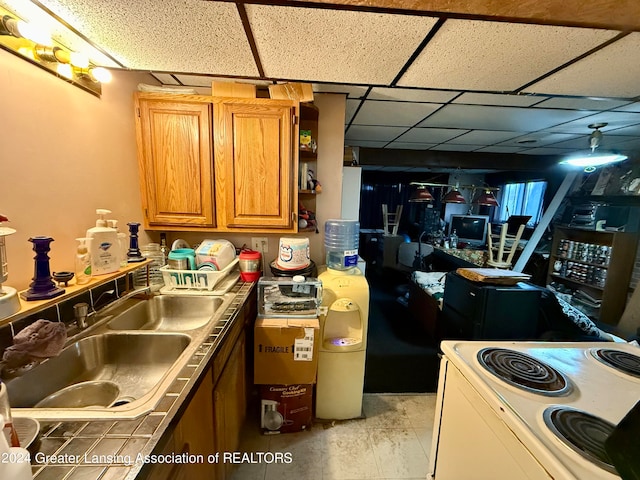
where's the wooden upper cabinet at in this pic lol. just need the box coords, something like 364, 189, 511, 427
135, 94, 215, 227
214, 99, 297, 230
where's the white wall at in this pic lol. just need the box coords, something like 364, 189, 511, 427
0, 49, 154, 291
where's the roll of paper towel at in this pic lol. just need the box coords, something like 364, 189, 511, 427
276, 237, 310, 270
0, 415, 32, 479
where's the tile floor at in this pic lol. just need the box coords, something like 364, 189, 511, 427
230, 393, 438, 480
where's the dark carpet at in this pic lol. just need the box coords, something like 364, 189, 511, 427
364, 268, 441, 393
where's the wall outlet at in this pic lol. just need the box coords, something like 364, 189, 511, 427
251, 237, 269, 253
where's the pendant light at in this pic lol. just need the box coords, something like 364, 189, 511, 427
474, 189, 499, 207
409, 186, 434, 203
443, 185, 466, 204
560, 123, 628, 171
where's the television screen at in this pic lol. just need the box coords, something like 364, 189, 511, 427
448, 215, 489, 247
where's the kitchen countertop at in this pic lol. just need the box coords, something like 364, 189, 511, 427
25, 280, 255, 480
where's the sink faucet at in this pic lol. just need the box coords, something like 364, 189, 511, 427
73, 303, 89, 329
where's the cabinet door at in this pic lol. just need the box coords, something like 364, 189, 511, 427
213, 332, 247, 480
215, 101, 296, 229
173, 367, 216, 478
136, 97, 215, 227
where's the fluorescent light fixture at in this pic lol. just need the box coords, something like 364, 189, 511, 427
560, 153, 628, 168
560, 122, 628, 169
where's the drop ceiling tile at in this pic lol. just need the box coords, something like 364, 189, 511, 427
474, 146, 526, 154
430, 144, 480, 152
518, 148, 572, 155
246, 5, 438, 84
346, 140, 390, 148
368, 88, 459, 103
352, 101, 440, 127
395, 128, 468, 143
313, 84, 369, 98
345, 99, 362, 124
497, 132, 580, 147
450, 130, 524, 145
614, 102, 640, 113
605, 125, 640, 136
152, 73, 179, 85
532, 97, 631, 111
523, 33, 640, 98
397, 19, 617, 91
418, 104, 596, 131
612, 138, 640, 151
385, 142, 435, 150
546, 111, 640, 134
174, 75, 216, 87
38, 0, 258, 75
453, 92, 546, 107
346, 125, 407, 141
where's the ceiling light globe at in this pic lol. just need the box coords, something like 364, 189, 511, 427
90, 66, 112, 83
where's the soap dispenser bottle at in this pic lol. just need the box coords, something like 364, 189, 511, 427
86, 209, 120, 275
75, 238, 92, 284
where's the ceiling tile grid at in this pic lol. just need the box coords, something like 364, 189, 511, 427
395, 127, 469, 144
524, 33, 640, 98
39, 0, 258, 75
397, 19, 619, 91
352, 101, 442, 127
418, 104, 598, 131
245, 5, 439, 84
12, 1, 640, 165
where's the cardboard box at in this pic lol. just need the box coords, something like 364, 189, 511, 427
268, 82, 314, 102
254, 317, 319, 385
211, 81, 256, 98
260, 384, 314, 434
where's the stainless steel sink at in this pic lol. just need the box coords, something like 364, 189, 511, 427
8, 291, 236, 421
6, 332, 190, 417
107, 295, 226, 331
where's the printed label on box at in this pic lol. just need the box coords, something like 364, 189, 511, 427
294, 328, 315, 361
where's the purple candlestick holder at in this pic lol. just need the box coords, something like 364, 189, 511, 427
20, 236, 65, 301
127, 222, 145, 263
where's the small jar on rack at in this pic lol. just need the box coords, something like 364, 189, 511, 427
133, 243, 166, 289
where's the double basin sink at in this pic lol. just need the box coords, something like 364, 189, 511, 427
7, 293, 235, 420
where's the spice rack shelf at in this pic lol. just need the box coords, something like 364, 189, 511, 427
546, 226, 638, 325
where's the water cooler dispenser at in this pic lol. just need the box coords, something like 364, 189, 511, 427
316, 220, 370, 420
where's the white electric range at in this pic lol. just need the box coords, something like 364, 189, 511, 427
429, 340, 640, 480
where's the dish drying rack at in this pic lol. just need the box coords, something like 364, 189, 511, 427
160, 259, 239, 291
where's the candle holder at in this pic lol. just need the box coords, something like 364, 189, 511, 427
126, 222, 145, 263
20, 236, 65, 301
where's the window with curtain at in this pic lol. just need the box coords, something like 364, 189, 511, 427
496, 181, 547, 225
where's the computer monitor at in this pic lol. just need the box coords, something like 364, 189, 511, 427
448, 215, 490, 248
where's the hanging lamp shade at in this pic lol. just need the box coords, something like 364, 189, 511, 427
409, 186, 434, 203
443, 188, 466, 204
475, 190, 499, 207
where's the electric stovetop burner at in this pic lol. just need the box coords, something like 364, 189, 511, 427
592, 348, 640, 378
478, 348, 571, 396
543, 406, 618, 474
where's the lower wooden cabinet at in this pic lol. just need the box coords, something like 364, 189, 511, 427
173, 369, 216, 478
144, 299, 251, 480
213, 331, 247, 480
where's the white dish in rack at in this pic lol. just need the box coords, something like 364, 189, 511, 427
160, 258, 239, 290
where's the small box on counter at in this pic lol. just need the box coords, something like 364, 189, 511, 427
260, 384, 314, 434
254, 317, 319, 385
